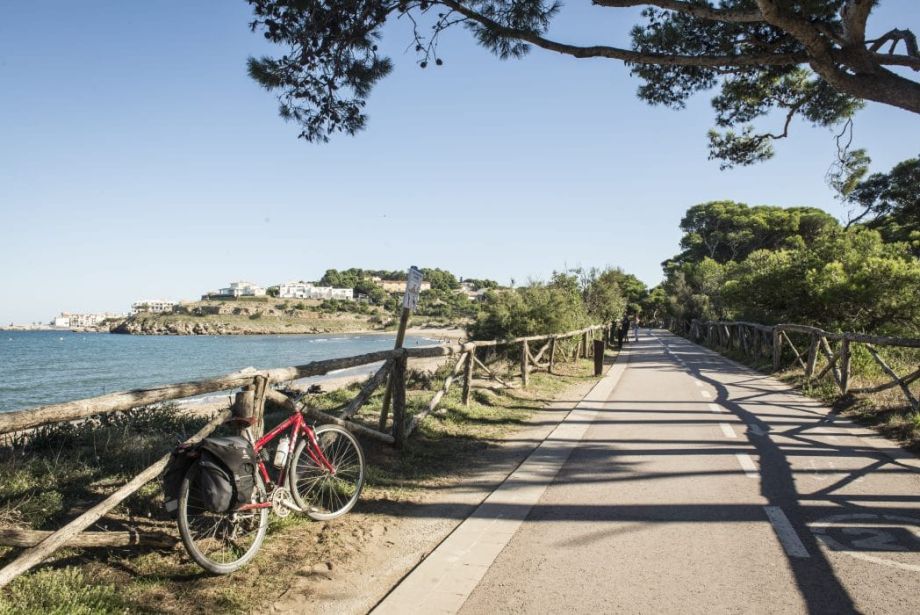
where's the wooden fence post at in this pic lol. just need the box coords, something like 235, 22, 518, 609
805, 334, 819, 380
462, 349, 474, 406
840, 338, 851, 394
772, 328, 782, 371
251, 375, 268, 440
521, 340, 530, 387
582, 331, 589, 358
391, 352, 407, 447
231, 389, 255, 436
593, 340, 605, 376
549, 337, 557, 374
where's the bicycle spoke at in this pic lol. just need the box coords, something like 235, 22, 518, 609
290, 426, 364, 519
178, 463, 267, 572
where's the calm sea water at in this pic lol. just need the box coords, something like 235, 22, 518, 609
0, 331, 433, 413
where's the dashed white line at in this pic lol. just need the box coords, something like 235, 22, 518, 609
719, 423, 738, 438
748, 424, 767, 436
694, 381, 704, 387
700, 390, 711, 398
763, 506, 810, 558
735, 453, 758, 478
708, 403, 724, 413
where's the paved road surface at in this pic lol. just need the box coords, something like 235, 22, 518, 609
374, 330, 920, 615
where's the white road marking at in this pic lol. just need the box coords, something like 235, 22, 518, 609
735, 453, 758, 478
719, 423, 737, 438
694, 381, 704, 387
748, 424, 767, 436
700, 390, 711, 398
810, 513, 920, 571
708, 403, 724, 413
764, 506, 810, 558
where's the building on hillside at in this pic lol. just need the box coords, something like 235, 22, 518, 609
278, 281, 353, 301
329, 287, 354, 300
203, 281, 267, 299
377, 279, 431, 294
458, 282, 486, 301
54, 312, 125, 327
131, 300, 177, 314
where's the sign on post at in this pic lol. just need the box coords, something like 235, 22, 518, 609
403, 266, 423, 312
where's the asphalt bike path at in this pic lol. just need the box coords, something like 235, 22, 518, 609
375, 331, 920, 614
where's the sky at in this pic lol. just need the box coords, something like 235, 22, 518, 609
0, 1, 918, 324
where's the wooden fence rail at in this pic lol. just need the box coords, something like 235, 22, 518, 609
681, 319, 920, 412
0, 323, 607, 587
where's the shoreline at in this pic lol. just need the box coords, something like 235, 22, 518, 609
2, 324, 469, 339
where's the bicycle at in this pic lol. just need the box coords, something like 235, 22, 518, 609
176, 393, 366, 574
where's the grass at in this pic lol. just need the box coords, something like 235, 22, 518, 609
695, 334, 920, 452
0, 354, 604, 614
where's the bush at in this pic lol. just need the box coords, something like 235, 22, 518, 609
468, 273, 589, 340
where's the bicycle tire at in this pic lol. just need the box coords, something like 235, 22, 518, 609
177, 461, 268, 574
288, 424, 365, 521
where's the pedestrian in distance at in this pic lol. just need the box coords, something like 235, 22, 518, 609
618, 315, 629, 348
633, 314, 640, 342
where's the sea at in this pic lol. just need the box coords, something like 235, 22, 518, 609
0, 331, 435, 414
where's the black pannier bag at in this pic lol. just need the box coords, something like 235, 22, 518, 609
199, 436, 258, 512
162, 436, 258, 516
163, 445, 196, 517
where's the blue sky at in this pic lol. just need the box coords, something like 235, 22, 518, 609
1, 1, 917, 324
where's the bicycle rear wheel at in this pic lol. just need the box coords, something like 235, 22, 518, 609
288, 424, 365, 521
177, 461, 268, 574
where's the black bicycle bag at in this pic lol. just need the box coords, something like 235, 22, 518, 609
198, 436, 258, 513
162, 445, 196, 517
162, 436, 258, 515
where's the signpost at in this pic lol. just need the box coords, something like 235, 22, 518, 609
379, 266, 422, 434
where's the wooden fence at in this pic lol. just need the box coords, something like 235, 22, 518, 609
677, 319, 920, 412
0, 324, 607, 587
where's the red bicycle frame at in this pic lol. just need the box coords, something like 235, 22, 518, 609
236, 411, 336, 511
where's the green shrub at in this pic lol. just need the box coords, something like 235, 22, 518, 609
0, 568, 130, 615
468, 273, 589, 340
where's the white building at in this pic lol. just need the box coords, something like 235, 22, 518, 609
214, 281, 266, 298
131, 300, 176, 314
54, 312, 124, 327
459, 282, 486, 301
278, 281, 353, 301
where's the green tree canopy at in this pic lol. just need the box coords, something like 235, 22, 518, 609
582, 268, 628, 324
722, 228, 920, 333
844, 155, 920, 254
462, 278, 500, 290
318, 268, 405, 287
245, 0, 919, 166
421, 267, 460, 291
671, 201, 839, 265
468, 273, 589, 340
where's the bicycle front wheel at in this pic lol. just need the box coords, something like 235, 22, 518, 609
177, 461, 268, 575
289, 424, 365, 521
